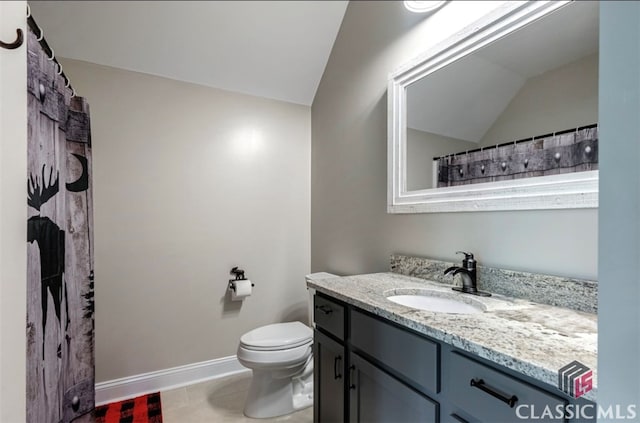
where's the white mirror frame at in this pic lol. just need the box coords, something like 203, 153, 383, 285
388, 1, 599, 213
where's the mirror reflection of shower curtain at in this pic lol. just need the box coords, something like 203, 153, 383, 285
436, 126, 598, 188
26, 28, 95, 423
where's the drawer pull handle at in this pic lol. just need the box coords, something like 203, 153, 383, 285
316, 305, 333, 315
470, 378, 518, 408
349, 365, 356, 390
334, 355, 342, 380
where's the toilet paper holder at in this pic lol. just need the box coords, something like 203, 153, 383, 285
229, 266, 255, 292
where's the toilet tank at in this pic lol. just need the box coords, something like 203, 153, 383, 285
305, 272, 338, 327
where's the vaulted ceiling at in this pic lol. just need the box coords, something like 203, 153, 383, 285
29, 1, 348, 106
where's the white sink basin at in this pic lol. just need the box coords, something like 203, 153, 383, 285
386, 293, 484, 314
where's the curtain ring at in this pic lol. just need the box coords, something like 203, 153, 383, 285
47, 48, 55, 61
26, 4, 31, 18
36, 27, 44, 41
57, 63, 63, 75
71, 88, 76, 98
65, 78, 71, 88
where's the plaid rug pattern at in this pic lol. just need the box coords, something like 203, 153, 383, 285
94, 392, 162, 423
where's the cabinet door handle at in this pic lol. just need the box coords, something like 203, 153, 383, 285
333, 355, 342, 380
349, 365, 356, 390
315, 305, 333, 315
450, 414, 469, 423
470, 378, 518, 408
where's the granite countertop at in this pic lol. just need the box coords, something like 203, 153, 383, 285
307, 272, 597, 401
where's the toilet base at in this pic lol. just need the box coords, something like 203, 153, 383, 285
243, 366, 313, 419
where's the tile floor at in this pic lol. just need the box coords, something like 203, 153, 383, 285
161, 371, 313, 423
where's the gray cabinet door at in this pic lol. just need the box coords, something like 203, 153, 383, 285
314, 329, 346, 423
349, 353, 438, 423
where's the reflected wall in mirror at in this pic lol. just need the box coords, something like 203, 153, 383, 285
388, 1, 599, 213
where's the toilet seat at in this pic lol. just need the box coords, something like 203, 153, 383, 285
240, 321, 312, 351
237, 340, 312, 370
238, 322, 313, 370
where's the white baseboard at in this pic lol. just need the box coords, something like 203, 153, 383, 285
95, 355, 249, 406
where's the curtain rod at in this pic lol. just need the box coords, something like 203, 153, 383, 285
433, 123, 598, 161
26, 4, 76, 96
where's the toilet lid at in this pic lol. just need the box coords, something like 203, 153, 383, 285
240, 322, 312, 351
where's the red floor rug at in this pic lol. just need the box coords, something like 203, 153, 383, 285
94, 392, 162, 423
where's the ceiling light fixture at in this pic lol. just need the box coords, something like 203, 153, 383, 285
404, 1, 447, 13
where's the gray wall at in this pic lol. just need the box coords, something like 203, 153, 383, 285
311, 1, 597, 280
61, 59, 311, 383
598, 2, 640, 418
0, 2, 27, 421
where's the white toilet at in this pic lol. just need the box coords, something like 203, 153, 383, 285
237, 272, 337, 419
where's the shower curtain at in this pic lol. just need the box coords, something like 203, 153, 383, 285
26, 28, 95, 423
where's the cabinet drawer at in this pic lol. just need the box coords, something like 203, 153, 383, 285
448, 352, 567, 423
314, 294, 345, 341
350, 309, 439, 394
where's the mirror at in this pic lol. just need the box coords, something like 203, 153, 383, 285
388, 1, 599, 213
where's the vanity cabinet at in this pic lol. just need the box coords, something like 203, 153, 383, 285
313, 292, 594, 423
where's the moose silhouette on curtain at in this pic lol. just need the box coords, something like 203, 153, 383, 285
27, 154, 90, 359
